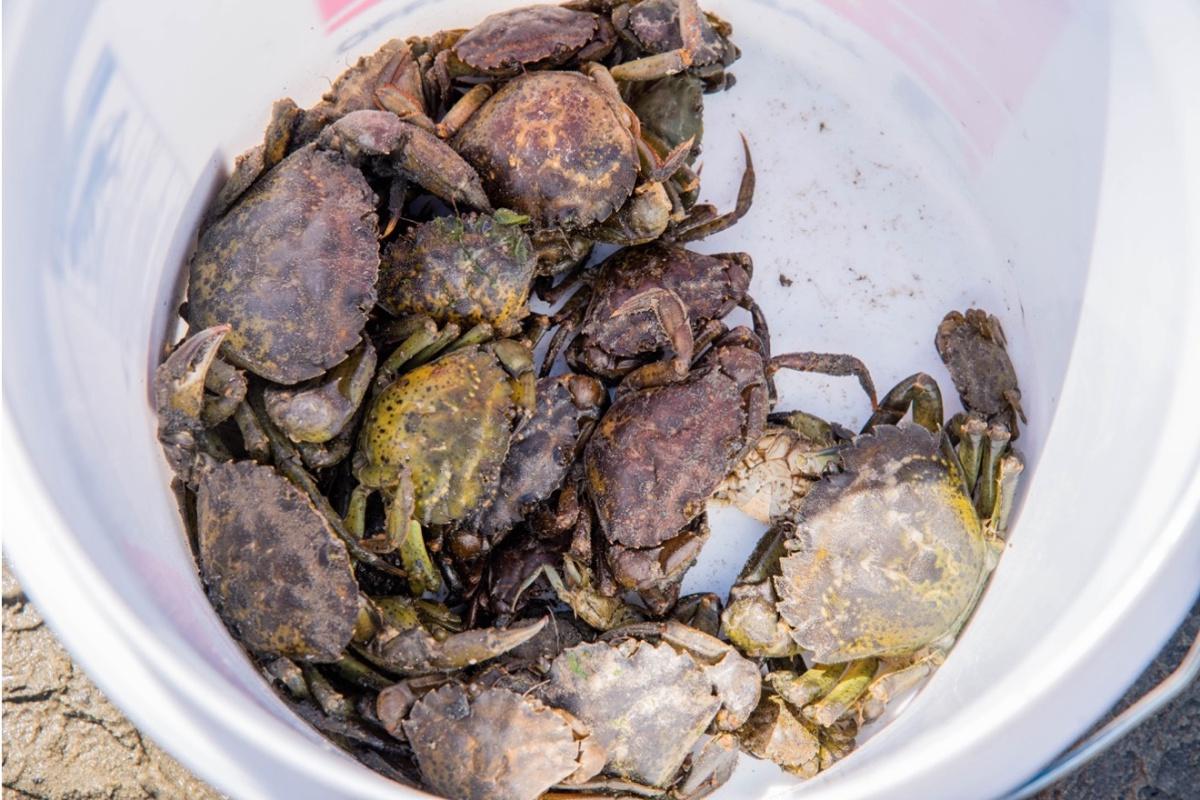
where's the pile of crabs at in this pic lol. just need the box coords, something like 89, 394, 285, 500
155, 2, 1028, 798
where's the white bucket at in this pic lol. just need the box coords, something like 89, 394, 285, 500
5, 1, 1200, 798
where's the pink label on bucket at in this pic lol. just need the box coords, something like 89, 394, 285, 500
319, 0, 383, 32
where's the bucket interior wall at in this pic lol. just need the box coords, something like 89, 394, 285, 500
6, 1, 1197, 799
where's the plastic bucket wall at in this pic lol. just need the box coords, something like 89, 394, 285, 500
4, 1, 1199, 798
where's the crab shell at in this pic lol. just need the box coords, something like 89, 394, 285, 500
571, 243, 752, 378
292, 38, 416, 145
776, 424, 990, 663
404, 684, 603, 800
625, 0, 729, 66
452, 5, 602, 75
629, 74, 705, 159
585, 331, 768, 549
453, 71, 638, 228
479, 373, 606, 540
379, 212, 537, 336
543, 640, 722, 787
935, 308, 1023, 438
195, 460, 360, 661
354, 341, 534, 526
188, 145, 378, 385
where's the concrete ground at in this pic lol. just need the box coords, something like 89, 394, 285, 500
3, 563, 1196, 799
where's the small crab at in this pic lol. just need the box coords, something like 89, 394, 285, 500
936, 308, 1026, 439
719, 369, 1024, 756
188, 109, 490, 385
475, 373, 607, 544
583, 326, 877, 611
403, 683, 605, 800
542, 242, 763, 382
542, 620, 759, 792
447, 4, 617, 79
559, 0, 739, 90
350, 334, 536, 593
712, 410, 850, 525
736, 687, 860, 778
451, 69, 637, 229
629, 74, 705, 163
293, 38, 437, 143
378, 210, 538, 337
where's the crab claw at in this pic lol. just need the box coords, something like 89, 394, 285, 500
154, 324, 229, 480
370, 615, 548, 675
317, 110, 492, 212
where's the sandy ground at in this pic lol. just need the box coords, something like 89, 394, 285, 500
2, 566, 221, 799
3, 559, 1196, 799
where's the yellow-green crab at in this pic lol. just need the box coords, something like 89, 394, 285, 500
347, 326, 537, 595
719, 314, 1025, 770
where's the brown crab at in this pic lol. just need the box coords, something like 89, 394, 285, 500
542, 241, 765, 383
582, 326, 877, 612
188, 109, 490, 386
403, 683, 605, 800
936, 308, 1026, 439
447, 4, 617, 79
608, 0, 740, 89
473, 373, 607, 547
451, 66, 750, 246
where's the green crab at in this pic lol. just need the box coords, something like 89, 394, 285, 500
377, 210, 538, 338
719, 354, 1024, 763
348, 328, 536, 595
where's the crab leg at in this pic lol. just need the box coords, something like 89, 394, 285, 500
858, 654, 941, 724
394, 516, 442, 596
669, 135, 755, 242
232, 401, 271, 461
374, 85, 437, 133
769, 663, 846, 708
435, 83, 493, 139
862, 372, 942, 433
540, 295, 591, 377
374, 317, 444, 388
953, 414, 988, 489
989, 451, 1025, 539
803, 658, 878, 728
689, 319, 729, 364
768, 351, 878, 410
365, 615, 548, 675
411, 322, 463, 365
974, 424, 1011, 519
302, 664, 355, 718
200, 358, 247, 427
